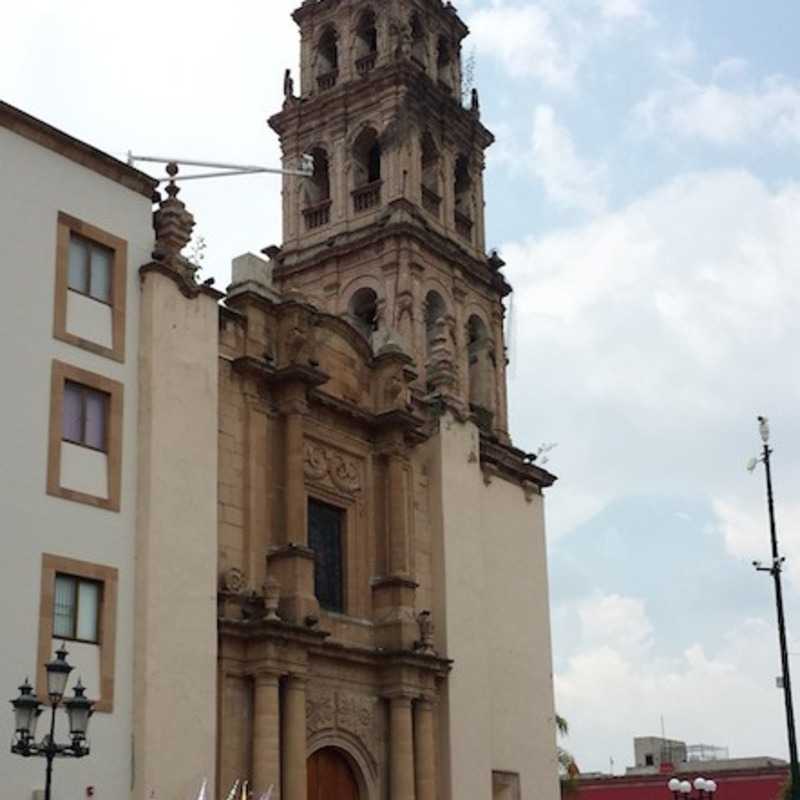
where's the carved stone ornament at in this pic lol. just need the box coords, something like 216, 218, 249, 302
304, 442, 362, 494
306, 686, 380, 763
415, 610, 436, 655
306, 685, 336, 734
263, 576, 281, 621
221, 567, 246, 594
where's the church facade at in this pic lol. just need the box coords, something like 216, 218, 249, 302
209, 1, 561, 798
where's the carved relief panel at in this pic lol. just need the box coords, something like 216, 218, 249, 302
306, 684, 384, 770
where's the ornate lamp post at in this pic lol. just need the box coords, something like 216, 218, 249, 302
10, 644, 94, 800
667, 777, 718, 798
749, 416, 800, 800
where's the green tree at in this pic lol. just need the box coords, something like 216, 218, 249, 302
557, 714, 579, 797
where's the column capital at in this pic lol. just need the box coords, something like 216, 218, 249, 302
254, 670, 282, 688
285, 672, 309, 690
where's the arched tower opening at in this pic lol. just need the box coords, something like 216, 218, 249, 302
424, 290, 447, 355
352, 127, 382, 212
355, 10, 378, 75
454, 154, 473, 242
302, 147, 331, 230
410, 13, 427, 70
436, 36, 453, 90
421, 131, 441, 216
468, 314, 494, 422
317, 27, 339, 90
349, 287, 379, 337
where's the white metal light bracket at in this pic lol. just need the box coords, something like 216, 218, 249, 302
126, 152, 314, 183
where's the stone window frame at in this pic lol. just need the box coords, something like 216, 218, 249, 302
53, 211, 128, 363
493, 770, 521, 800
46, 359, 124, 512
37, 554, 118, 713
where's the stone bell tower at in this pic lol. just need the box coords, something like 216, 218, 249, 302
269, 0, 512, 443
215, 2, 560, 799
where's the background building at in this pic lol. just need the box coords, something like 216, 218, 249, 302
576, 737, 788, 800
0, 101, 155, 799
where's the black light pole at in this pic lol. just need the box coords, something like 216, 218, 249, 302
751, 416, 800, 799
9, 644, 94, 800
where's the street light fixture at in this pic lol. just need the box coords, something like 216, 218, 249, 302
9, 644, 94, 800
667, 777, 718, 798
749, 416, 800, 800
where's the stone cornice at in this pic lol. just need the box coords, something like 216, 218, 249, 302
479, 434, 558, 491
140, 261, 224, 301
270, 59, 493, 151
274, 202, 512, 298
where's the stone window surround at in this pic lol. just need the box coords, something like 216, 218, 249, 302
53, 211, 128, 363
46, 359, 124, 512
37, 553, 118, 713
493, 770, 521, 800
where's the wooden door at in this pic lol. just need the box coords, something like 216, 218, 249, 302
307, 747, 360, 800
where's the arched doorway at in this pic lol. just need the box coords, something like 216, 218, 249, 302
308, 747, 360, 800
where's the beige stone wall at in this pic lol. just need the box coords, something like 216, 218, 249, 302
135, 271, 220, 800
431, 413, 560, 800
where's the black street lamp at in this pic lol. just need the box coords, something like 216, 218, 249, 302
667, 777, 718, 798
750, 416, 800, 800
9, 644, 94, 800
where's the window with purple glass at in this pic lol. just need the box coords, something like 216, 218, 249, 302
62, 381, 109, 452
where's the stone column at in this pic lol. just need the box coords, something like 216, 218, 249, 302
387, 447, 410, 576
284, 675, 308, 800
253, 672, 281, 799
414, 698, 437, 800
285, 397, 306, 545
390, 695, 416, 800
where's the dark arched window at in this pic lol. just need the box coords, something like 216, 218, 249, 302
352, 128, 382, 212
437, 36, 453, 89
317, 27, 339, 90
421, 132, 441, 216
302, 148, 331, 230
355, 10, 378, 75
454, 155, 473, 241
410, 13, 427, 69
425, 290, 447, 354
349, 287, 379, 334
468, 314, 493, 418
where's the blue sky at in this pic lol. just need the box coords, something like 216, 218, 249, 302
4, 0, 800, 776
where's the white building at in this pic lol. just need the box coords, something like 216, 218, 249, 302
0, 101, 156, 799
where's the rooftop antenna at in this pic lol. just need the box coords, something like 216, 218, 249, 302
126, 151, 314, 183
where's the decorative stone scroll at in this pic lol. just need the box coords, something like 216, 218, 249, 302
303, 442, 361, 494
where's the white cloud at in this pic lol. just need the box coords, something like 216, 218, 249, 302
635, 74, 800, 147
597, 0, 647, 20
578, 594, 653, 656
713, 496, 800, 585
531, 106, 608, 214
504, 169, 800, 543
712, 57, 749, 82
466, 0, 649, 92
466, 5, 582, 90
556, 597, 786, 772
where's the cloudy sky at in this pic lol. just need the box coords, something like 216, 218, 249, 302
5, 0, 800, 776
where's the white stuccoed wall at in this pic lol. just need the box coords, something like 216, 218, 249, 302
430, 413, 561, 800
0, 125, 152, 800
